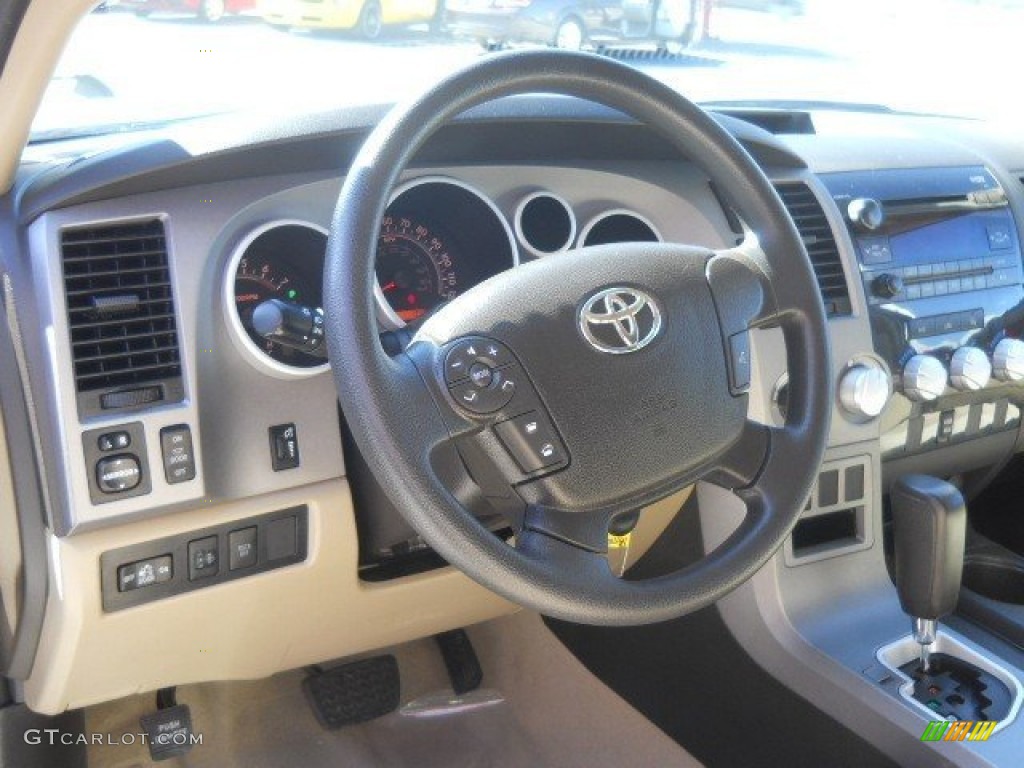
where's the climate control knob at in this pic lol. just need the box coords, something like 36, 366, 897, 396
902, 355, 947, 402
949, 347, 991, 391
839, 363, 890, 419
992, 338, 1024, 382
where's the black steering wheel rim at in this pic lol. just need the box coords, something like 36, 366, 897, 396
324, 49, 831, 626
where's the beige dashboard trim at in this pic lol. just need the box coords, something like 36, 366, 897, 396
23, 478, 516, 715
0, 0, 95, 193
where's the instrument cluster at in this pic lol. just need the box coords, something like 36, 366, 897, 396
226, 175, 662, 374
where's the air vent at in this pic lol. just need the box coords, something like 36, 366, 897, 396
61, 219, 183, 413
773, 183, 851, 316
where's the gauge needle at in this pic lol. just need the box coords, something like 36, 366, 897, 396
382, 281, 397, 292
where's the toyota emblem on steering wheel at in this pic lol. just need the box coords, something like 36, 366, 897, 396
578, 287, 663, 355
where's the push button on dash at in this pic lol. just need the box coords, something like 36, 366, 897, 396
160, 425, 196, 484
269, 423, 300, 471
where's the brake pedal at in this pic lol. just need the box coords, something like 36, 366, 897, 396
303, 655, 400, 729
435, 629, 483, 694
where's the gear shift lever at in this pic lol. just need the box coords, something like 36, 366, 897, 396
891, 475, 966, 672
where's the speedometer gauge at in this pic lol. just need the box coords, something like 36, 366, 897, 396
376, 216, 458, 323
374, 177, 518, 329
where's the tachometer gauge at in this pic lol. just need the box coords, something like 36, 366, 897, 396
234, 256, 317, 361
226, 221, 328, 377
376, 216, 458, 324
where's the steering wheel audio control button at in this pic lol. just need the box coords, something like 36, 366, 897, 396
444, 337, 514, 384
495, 411, 567, 473
469, 363, 493, 388
449, 366, 518, 414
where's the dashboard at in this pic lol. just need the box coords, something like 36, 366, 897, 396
7, 96, 1024, 714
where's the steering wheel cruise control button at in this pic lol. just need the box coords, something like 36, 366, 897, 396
728, 332, 752, 393
96, 454, 142, 494
495, 411, 567, 473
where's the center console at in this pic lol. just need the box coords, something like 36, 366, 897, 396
704, 161, 1024, 766
822, 167, 1024, 463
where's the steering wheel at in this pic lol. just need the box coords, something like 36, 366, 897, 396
324, 50, 830, 626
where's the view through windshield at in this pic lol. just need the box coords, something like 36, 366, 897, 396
32, 0, 1024, 141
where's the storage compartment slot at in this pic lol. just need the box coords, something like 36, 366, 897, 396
792, 507, 861, 556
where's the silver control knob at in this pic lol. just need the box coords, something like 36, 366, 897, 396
839, 363, 890, 419
992, 338, 1024, 382
949, 347, 991, 391
902, 355, 947, 402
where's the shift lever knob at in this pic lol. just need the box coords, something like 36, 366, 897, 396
891, 475, 966, 669
891, 475, 966, 618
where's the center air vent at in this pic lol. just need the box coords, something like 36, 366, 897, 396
773, 182, 852, 316
61, 219, 183, 416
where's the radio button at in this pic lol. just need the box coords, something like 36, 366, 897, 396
871, 273, 904, 300
988, 224, 1013, 251
988, 268, 1018, 288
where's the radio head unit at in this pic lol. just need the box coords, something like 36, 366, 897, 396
823, 166, 1023, 377
821, 166, 1024, 457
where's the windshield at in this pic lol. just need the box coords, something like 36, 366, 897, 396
30, 0, 1021, 142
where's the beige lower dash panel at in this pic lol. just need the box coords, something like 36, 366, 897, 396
23, 478, 516, 714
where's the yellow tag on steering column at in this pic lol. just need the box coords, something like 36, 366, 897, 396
607, 532, 632, 550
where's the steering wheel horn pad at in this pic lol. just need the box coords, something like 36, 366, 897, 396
413, 242, 755, 522
324, 50, 831, 625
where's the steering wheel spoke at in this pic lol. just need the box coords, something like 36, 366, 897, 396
516, 524, 619, 589
707, 242, 780, 333
705, 418, 774, 491
521, 505, 620, 553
